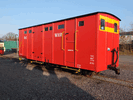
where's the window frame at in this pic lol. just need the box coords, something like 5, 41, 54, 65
79, 21, 84, 26
45, 27, 48, 31
114, 23, 117, 32
29, 30, 32, 33
58, 24, 64, 29
24, 31, 27, 34
100, 19, 105, 30
49, 26, 52, 30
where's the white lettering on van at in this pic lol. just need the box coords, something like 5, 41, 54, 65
90, 55, 94, 65
77, 64, 81, 68
68, 49, 74, 51
55, 33, 62, 37
24, 36, 27, 39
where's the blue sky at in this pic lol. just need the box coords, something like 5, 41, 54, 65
0, 0, 133, 37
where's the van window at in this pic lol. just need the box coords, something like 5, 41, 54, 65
101, 19, 105, 30
29, 30, 32, 33
79, 21, 84, 26
24, 31, 27, 34
114, 23, 117, 32
49, 26, 52, 30
58, 24, 64, 29
45, 27, 48, 31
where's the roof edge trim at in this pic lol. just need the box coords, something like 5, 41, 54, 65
19, 11, 121, 30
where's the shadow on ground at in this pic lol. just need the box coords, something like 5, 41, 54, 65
0, 58, 95, 100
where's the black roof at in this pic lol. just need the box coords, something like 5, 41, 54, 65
19, 11, 121, 30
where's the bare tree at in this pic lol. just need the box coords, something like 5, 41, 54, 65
2, 32, 18, 41
130, 22, 133, 32
120, 23, 133, 53
120, 28, 125, 33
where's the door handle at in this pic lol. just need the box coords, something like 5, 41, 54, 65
65, 33, 69, 35
75, 30, 78, 51
62, 31, 65, 50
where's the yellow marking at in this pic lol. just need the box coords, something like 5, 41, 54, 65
62, 31, 65, 50
99, 26, 119, 34
62, 66, 81, 73
99, 15, 119, 34
75, 30, 78, 51
19, 41, 22, 49
100, 15, 119, 25
19, 57, 22, 61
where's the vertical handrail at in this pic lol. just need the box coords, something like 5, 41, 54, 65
75, 30, 78, 51
62, 31, 65, 50
111, 48, 118, 65
113, 49, 118, 65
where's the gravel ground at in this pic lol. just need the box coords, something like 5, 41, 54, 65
0, 56, 133, 100
100, 68, 133, 82
99, 55, 133, 82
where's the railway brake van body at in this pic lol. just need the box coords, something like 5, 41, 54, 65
19, 12, 121, 74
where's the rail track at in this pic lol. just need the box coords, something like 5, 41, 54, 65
0, 56, 133, 89
26, 60, 133, 89
91, 74, 133, 89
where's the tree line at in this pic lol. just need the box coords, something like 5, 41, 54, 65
0, 32, 18, 41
